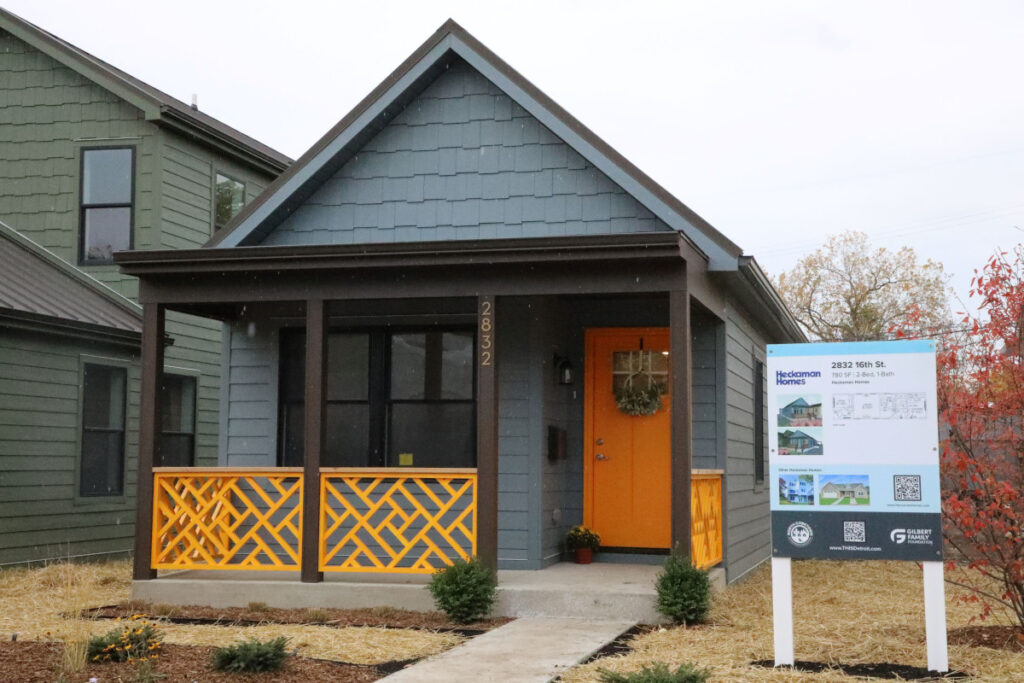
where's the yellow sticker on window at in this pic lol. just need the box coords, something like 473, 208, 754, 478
399, 453, 414, 466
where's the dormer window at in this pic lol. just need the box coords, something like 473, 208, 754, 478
214, 172, 245, 231
79, 147, 134, 264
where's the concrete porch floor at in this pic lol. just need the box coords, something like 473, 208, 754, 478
132, 562, 726, 623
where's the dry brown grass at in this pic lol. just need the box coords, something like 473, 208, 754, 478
0, 558, 461, 667
562, 560, 1024, 682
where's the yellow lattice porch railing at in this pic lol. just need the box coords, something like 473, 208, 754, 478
319, 468, 477, 574
152, 468, 303, 571
691, 470, 723, 569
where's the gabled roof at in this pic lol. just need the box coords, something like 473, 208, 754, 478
0, 221, 141, 345
206, 19, 743, 269
0, 7, 290, 175
785, 398, 810, 408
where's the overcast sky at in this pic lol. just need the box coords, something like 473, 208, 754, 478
8, 0, 1024, 309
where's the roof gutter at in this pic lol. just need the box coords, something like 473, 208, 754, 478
737, 255, 806, 342
158, 107, 290, 175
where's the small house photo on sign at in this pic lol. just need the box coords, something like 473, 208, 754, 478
778, 426, 823, 455
818, 474, 870, 506
777, 394, 823, 427
778, 474, 814, 505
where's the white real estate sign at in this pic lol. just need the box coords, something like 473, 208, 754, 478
766, 340, 947, 671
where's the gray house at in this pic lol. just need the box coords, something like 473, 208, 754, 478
0, 8, 288, 565
116, 19, 804, 592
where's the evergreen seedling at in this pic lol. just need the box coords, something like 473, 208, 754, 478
427, 557, 497, 623
598, 661, 712, 683
211, 636, 290, 673
655, 549, 711, 624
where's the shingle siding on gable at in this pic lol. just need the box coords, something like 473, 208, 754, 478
262, 60, 670, 246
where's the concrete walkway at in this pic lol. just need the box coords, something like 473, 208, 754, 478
381, 617, 635, 683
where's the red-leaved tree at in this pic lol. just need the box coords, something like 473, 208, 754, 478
898, 246, 1024, 631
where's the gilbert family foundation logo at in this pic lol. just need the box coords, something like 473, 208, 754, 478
890, 528, 934, 545
776, 370, 821, 386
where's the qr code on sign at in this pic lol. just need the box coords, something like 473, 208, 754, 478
894, 474, 922, 502
843, 521, 866, 543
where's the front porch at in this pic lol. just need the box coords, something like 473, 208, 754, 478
134, 546, 725, 623
118, 234, 733, 611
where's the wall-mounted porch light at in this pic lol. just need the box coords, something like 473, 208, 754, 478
554, 355, 574, 385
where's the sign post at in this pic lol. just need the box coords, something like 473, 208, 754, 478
767, 340, 946, 672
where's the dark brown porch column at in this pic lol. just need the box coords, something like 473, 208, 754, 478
670, 277, 694, 557
133, 303, 164, 581
302, 299, 326, 583
476, 295, 498, 569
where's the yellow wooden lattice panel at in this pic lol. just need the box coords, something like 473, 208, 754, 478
151, 471, 303, 571
319, 471, 477, 573
691, 474, 723, 569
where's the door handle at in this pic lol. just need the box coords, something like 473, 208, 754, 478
596, 453, 608, 461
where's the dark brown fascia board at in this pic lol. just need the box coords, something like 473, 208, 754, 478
0, 7, 290, 174
117, 232, 687, 276
0, 309, 141, 349
205, 18, 743, 263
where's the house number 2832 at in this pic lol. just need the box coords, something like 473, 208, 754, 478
480, 299, 493, 366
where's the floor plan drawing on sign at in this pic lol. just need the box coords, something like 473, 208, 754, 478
832, 393, 927, 420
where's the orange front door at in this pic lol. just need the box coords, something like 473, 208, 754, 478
584, 328, 672, 549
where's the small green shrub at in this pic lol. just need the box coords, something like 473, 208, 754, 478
427, 557, 497, 623
655, 549, 711, 624
565, 525, 601, 551
86, 615, 163, 663
211, 636, 290, 673
598, 661, 712, 683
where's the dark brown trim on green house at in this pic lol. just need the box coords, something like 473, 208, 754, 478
134, 303, 164, 581
0, 7, 290, 174
475, 295, 498, 568
0, 310, 141, 349
301, 300, 326, 583
669, 283, 693, 555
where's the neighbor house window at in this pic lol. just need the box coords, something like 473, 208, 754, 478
80, 363, 127, 496
79, 147, 134, 264
214, 172, 245, 230
159, 374, 196, 467
753, 357, 765, 484
278, 329, 475, 468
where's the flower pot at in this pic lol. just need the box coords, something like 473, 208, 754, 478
573, 547, 593, 564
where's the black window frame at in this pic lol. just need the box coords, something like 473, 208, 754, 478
79, 362, 128, 498
277, 326, 477, 468
753, 355, 765, 485
213, 171, 246, 232
159, 373, 198, 467
78, 146, 136, 265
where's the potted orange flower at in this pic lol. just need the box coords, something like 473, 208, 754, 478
566, 525, 601, 564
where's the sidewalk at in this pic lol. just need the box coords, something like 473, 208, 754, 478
381, 617, 635, 682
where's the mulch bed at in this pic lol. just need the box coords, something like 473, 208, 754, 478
751, 660, 970, 680
0, 640, 384, 682
576, 625, 658, 665
949, 625, 1024, 652
82, 600, 510, 636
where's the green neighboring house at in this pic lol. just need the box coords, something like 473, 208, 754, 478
0, 8, 289, 565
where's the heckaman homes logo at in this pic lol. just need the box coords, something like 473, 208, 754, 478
776, 370, 822, 386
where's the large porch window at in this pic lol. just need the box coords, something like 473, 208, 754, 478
278, 329, 475, 468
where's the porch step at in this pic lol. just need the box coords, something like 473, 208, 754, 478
380, 617, 635, 683
132, 563, 725, 623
